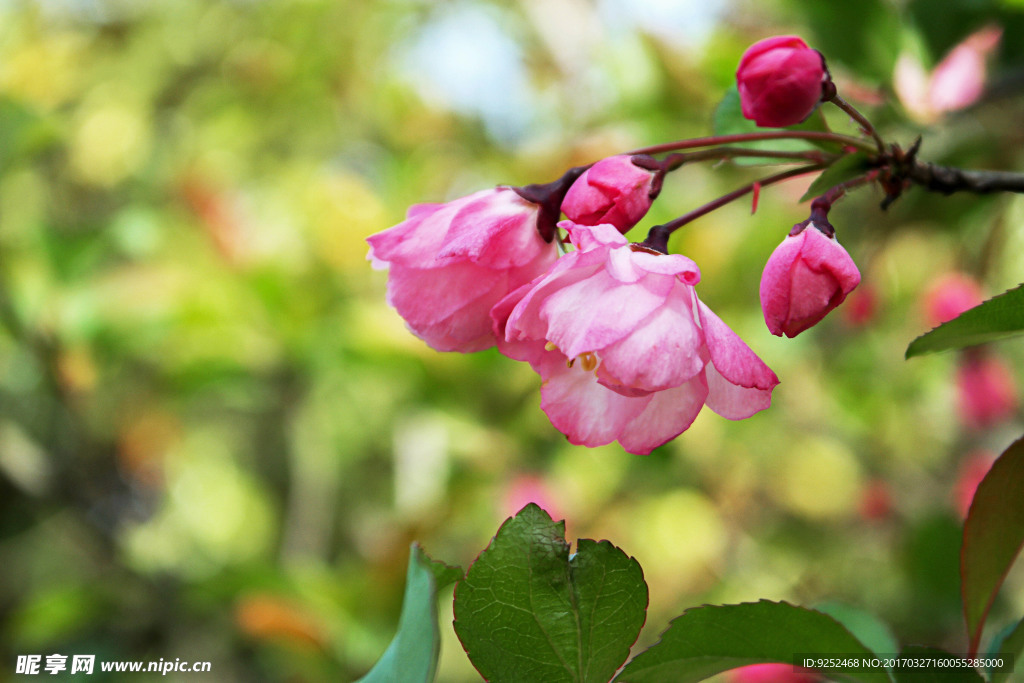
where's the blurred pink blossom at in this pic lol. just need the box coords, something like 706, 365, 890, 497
921, 272, 983, 328
894, 25, 1002, 124
956, 351, 1018, 430
493, 222, 778, 455
954, 450, 996, 517
502, 475, 562, 520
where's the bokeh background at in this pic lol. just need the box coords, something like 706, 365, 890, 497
1, 0, 1024, 680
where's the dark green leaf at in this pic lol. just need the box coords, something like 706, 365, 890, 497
614, 600, 890, 683
905, 284, 1024, 358
355, 543, 462, 683
987, 617, 1024, 683
891, 646, 983, 683
453, 503, 648, 683
711, 86, 831, 166
815, 601, 900, 660
798, 153, 872, 202
962, 437, 1024, 656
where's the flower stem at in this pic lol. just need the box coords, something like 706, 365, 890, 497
907, 161, 1024, 195
642, 164, 824, 253
828, 94, 885, 153
630, 131, 877, 157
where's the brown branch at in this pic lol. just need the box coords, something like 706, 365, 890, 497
908, 161, 1024, 195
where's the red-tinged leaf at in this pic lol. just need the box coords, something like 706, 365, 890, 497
751, 181, 761, 214
962, 437, 1024, 655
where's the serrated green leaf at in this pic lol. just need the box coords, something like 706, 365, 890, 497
905, 284, 1024, 358
962, 437, 1024, 656
798, 153, 872, 202
711, 86, 832, 166
355, 543, 462, 683
815, 601, 900, 661
453, 503, 648, 683
891, 646, 984, 683
987, 617, 1024, 683
614, 600, 890, 683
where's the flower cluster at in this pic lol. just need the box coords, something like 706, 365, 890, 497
366, 36, 873, 454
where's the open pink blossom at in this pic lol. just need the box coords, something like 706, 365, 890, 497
760, 223, 860, 338
493, 222, 779, 455
894, 25, 1002, 124
366, 187, 558, 352
561, 155, 656, 234
736, 36, 828, 128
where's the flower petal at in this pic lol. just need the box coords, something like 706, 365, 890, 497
698, 300, 779, 391
617, 373, 709, 454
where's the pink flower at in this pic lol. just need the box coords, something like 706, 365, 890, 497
894, 25, 1002, 124
759, 223, 861, 338
502, 475, 561, 521
728, 664, 821, 683
366, 188, 558, 352
493, 222, 779, 455
921, 272, 983, 328
954, 450, 996, 518
956, 351, 1017, 430
736, 36, 828, 128
561, 155, 656, 234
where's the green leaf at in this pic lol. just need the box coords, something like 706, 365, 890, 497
987, 617, 1024, 683
711, 86, 832, 166
962, 437, 1024, 656
905, 284, 1024, 358
890, 646, 983, 683
355, 543, 462, 683
798, 153, 872, 202
614, 600, 890, 683
453, 503, 648, 683
815, 601, 900, 661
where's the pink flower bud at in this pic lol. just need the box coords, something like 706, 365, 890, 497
955, 351, 1017, 430
366, 188, 558, 352
736, 36, 828, 128
561, 155, 657, 234
759, 223, 861, 338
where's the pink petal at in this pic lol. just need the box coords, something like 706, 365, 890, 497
617, 374, 709, 454
894, 53, 935, 122
437, 189, 550, 269
929, 26, 1001, 113
539, 267, 673, 359
562, 221, 629, 251
540, 362, 650, 448
698, 300, 779, 392
597, 281, 705, 392
367, 195, 471, 266
704, 361, 773, 419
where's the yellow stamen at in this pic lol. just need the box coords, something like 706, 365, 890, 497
579, 352, 598, 372
545, 341, 558, 352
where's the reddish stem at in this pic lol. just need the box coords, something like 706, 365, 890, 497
642, 165, 824, 253
630, 131, 876, 157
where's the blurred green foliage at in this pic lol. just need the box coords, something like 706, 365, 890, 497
0, 0, 1023, 681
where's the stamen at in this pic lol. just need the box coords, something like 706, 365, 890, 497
579, 352, 598, 372
545, 341, 558, 352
